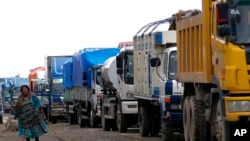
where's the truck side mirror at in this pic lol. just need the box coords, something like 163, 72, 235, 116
83, 72, 87, 81
117, 68, 123, 74
83, 81, 87, 86
150, 58, 161, 67
216, 3, 229, 25
116, 56, 123, 68
218, 26, 230, 37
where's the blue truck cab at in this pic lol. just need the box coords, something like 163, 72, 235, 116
45, 55, 72, 124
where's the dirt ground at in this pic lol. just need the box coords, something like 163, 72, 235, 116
0, 114, 163, 141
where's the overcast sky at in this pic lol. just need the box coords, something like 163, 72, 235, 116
0, 0, 201, 78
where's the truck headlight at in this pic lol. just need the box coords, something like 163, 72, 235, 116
228, 101, 250, 112
171, 104, 182, 110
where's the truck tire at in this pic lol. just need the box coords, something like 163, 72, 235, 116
0, 115, 3, 124
161, 123, 174, 141
90, 111, 98, 128
183, 96, 190, 141
116, 104, 127, 133
102, 116, 111, 131
150, 107, 160, 136
189, 96, 208, 141
111, 119, 118, 131
68, 114, 74, 125
215, 101, 229, 141
51, 116, 58, 124
139, 107, 150, 137
77, 107, 86, 128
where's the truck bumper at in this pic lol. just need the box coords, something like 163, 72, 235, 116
121, 101, 138, 114
225, 96, 250, 121
51, 108, 66, 117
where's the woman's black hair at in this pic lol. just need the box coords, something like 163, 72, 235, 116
20, 85, 30, 92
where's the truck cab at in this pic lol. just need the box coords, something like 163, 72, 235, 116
133, 15, 184, 140
148, 41, 184, 140
45, 55, 72, 124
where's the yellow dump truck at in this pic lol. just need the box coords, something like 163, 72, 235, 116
176, 0, 250, 140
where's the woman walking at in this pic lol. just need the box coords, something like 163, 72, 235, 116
14, 85, 48, 141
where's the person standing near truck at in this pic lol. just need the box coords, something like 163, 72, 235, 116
14, 85, 48, 141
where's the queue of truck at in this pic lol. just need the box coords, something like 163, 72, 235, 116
25, 0, 250, 140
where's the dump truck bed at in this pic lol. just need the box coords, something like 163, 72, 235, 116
176, 10, 211, 83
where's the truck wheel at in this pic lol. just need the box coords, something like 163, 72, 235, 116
102, 116, 111, 131
215, 101, 229, 141
90, 111, 98, 128
4, 109, 9, 113
116, 104, 127, 133
150, 112, 160, 136
139, 107, 150, 137
111, 119, 118, 131
0, 115, 3, 124
189, 96, 208, 141
78, 107, 86, 128
183, 96, 190, 141
51, 116, 58, 124
161, 123, 174, 141
68, 114, 74, 125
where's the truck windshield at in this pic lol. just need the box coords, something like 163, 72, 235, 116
124, 53, 134, 85
230, 5, 250, 44
168, 51, 177, 80
52, 78, 63, 94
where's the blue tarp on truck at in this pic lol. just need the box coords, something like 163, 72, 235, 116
72, 48, 120, 89
72, 53, 82, 87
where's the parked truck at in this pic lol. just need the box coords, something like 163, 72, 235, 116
100, 45, 139, 133
64, 48, 120, 128
44, 55, 72, 124
175, 0, 250, 140
1, 77, 29, 113
132, 16, 184, 140
28, 66, 50, 121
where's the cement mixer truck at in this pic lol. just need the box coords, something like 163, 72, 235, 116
100, 46, 139, 133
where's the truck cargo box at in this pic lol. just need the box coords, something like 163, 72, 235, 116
134, 30, 176, 98
176, 9, 211, 83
